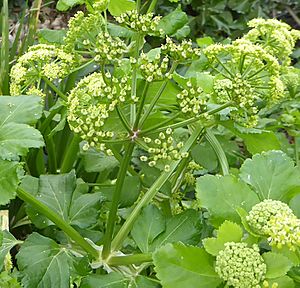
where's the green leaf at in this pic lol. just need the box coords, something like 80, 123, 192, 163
191, 142, 218, 171
97, 176, 141, 208
157, 7, 189, 37
203, 221, 243, 256
17, 233, 71, 288
56, 0, 84, 11
131, 204, 165, 253
239, 151, 300, 201
81, 272, 129, 287
196, 72, 214, 93
196, 174, 259, 226
23, 171, 103, 229
38, 29, 67, 44
0, 231, 22, 271
265, 276, 295, 288
108, 0, 135, 16
0, 160, 20, 205
0, 96, 43, 125
0, 123, 44, 160
153, 243, 221, 288
196, 37, 214, 48
263, 252, 293, 279
81, 149, 118, 173
150, 209, 202, 250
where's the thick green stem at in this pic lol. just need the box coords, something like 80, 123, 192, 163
111, 125, 205, 252
16, 187, 99, 259
139, 62, 178, 128
147, 0, 158, 13
116, 106, 132, 134
42, 77, 67, 101
133, 82, 149, 129
60, 134, 81, 173
102, 142, 135, 259
205, 128, 229, 175
108, 253, 152, 266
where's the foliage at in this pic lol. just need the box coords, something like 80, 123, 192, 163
0, 0, 300, 287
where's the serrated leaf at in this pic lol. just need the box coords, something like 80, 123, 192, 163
80, 272, 129, 287
0, 160, 20, 205
196, 174, 259, 226
150, 210, 202, 250
17, 233, 71, 288
203, 221, 243, 256
240, 151, 300, 201
153, 243, 221, 288
23, 171, 103, 229
0, 123, 44, 160
0, 231, 22, 271
108, 0, 135, 16
263, 252, 293, 279
131, 204, 165, 253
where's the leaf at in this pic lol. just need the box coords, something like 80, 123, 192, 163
239, 150, 300, 201
265, 276, 295, 288
17, 233, 71, 288
56, 0, 84, 11
196, 174, 259, 226
23, 171, 103, 229
153, 242, 221, 288
0, 123, 44, 160
131, 204, 165, 253
203, 221, 243, 256
191, 142, 218, 171
0, 160, 20, 205
0, 96, 42, 125
196, 37, 214, 48
108, 0, 135, 16
263, 252, 293, 279
150, 210, 202, 250
81, 149, 118, 173
38, 29, 67, 44
0, 231, 22, 271
80, 272, 129, 287
97, 176, 141, 208
157, 7, 189, 37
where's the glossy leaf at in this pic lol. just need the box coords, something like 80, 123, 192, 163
17, 233, 72, 288
240, 151, 300, 201
196, 174, 259, 226
153, 242, 221, 288
131, 204, 165, 253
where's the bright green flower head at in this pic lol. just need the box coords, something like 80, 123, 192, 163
243, 18, 300, 66
67, 72, 131, 153
215, 242, 266, 288
204, 39, 284, 127
10, 44, 76, 97
247, 199, 300, 251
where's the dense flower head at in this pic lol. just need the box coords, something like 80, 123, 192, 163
10, 44, 76, 97
161, 37, 201, 62
215, 242, 266, 288
247, 199, 300, 251
243, 18, 300, 65
204, 39, 284, 127
184, 161, 202, 185
140, 128, 189, 172
176, 81, 209, 116
139, 51, 170, 82
92, 0, 109, 11
67, 72, 131, 153
115, 10, 161, 34
64, 11, 104, 53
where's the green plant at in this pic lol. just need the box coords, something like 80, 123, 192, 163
1, 1, 300, 287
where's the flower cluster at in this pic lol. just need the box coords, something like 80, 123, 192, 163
204, 39, 284, 127
161, 37, 201, 62
215, 242, 266, 288
243, 18, 300, 65
247, 199, 300, 251
139, 52, 170, 82
67, 72, 131, 153
92, 0, 109, 12
177, 81, 209, 116
115, 10, 161, 34
184, 161, 202, 185
64, 11, 104, 53
10, 44, 76, 97
140, 128, 189, 172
